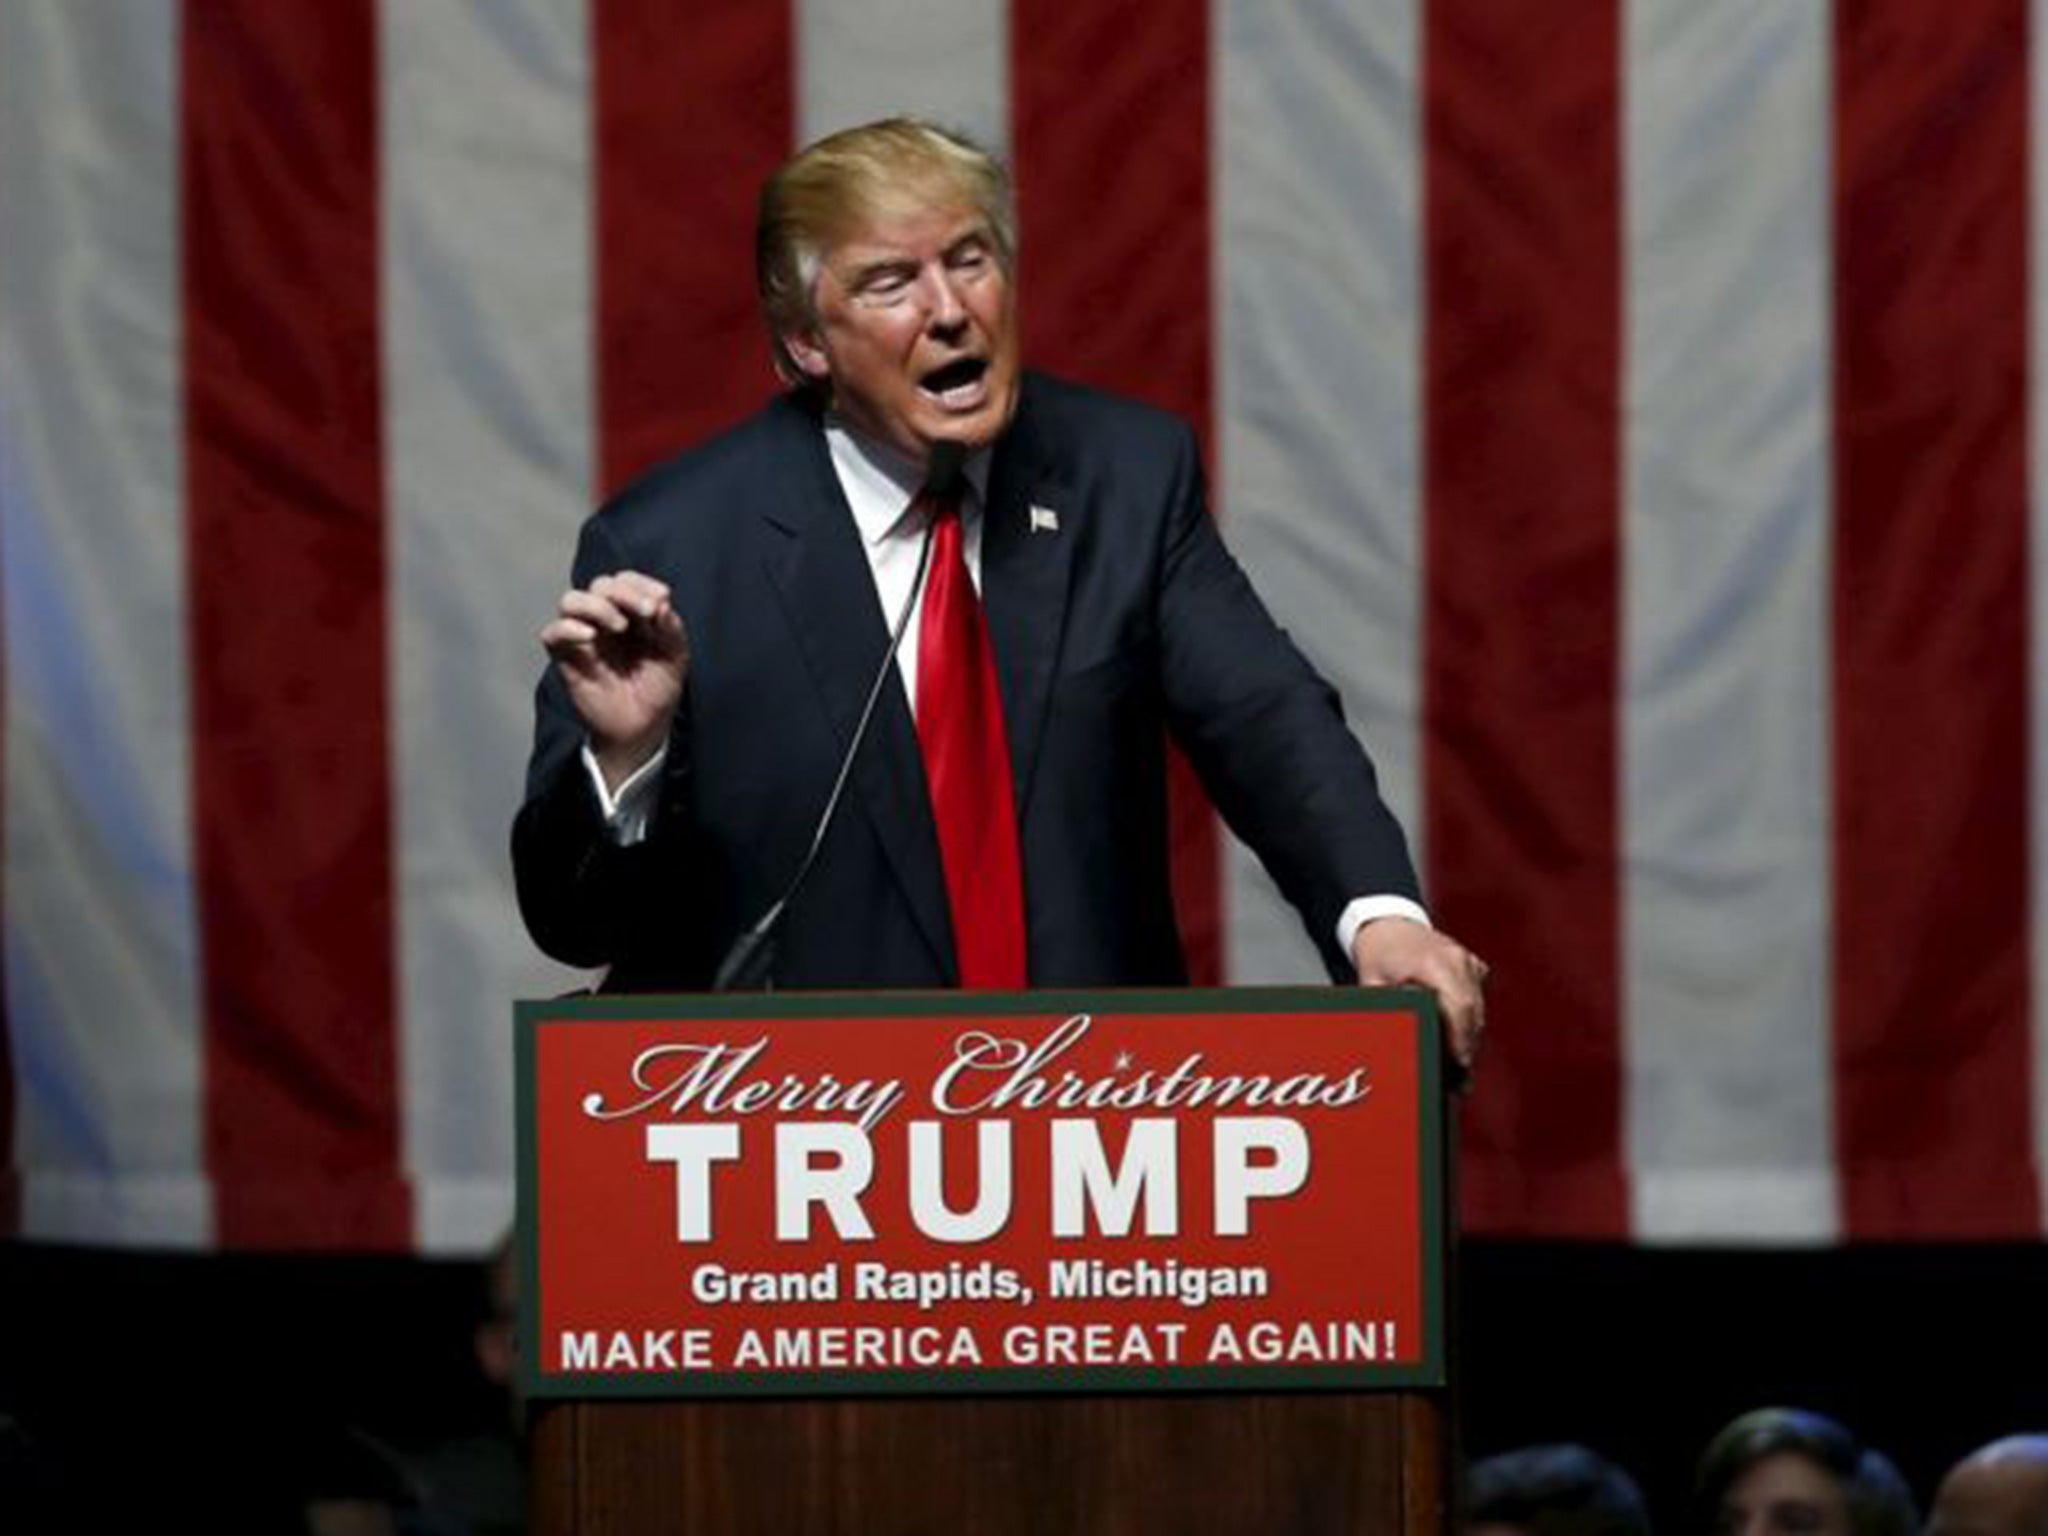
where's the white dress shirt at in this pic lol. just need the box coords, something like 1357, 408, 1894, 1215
580, 417, 1428, 959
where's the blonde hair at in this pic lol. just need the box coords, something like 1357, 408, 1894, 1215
757, 117, 1017, 386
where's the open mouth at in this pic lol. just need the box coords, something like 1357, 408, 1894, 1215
919, 356, 990, 407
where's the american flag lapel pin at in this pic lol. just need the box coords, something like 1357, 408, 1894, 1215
1029, 503, 1060, 535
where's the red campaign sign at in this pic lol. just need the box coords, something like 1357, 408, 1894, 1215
516, 989, 1446, 1399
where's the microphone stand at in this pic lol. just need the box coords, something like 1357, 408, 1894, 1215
712, 441, 967, 990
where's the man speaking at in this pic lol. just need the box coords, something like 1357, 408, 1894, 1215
513, 117, 1487, 1068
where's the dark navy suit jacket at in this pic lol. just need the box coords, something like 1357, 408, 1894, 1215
513, 372, 1419, 991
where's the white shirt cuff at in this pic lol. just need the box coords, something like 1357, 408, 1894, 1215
581, 742, 665, 846
1336, 895, 1432, 959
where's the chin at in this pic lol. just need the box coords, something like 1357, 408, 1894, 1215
914, 412, 994, 456
936, 416, 1001, 452
951, 385, 1020, 449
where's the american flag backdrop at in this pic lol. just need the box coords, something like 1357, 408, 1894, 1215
0, 0, 2042, 1255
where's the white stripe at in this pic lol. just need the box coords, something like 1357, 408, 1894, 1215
0, 0, 209, 1246
1215, 0, 1423, 983
1623, 0, 1837, 1242
382, 0, 594, 1256
796, 0, 1010, 152
2033, 0, 2048, 1234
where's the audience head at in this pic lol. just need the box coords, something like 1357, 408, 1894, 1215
1694, 1408, 1915, 1536
1467, 1443, 1652, 1536
475, 1229, 517, 1391
475, 1227, 525, 1442
1927, 1435, 2048, 1536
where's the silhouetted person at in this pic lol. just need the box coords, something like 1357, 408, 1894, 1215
1927, 1436, 2048, 1536
398, 1233, 523, 1536
1468, 1443, 1651, 1536
1694, 1408, 1915, 1536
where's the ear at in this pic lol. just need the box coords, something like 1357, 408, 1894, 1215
783, 328, 832, 385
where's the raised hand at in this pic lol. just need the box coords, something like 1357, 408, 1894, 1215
539, 570, 690, 791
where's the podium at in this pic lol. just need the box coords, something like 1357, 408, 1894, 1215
518, 989, 1455, 1534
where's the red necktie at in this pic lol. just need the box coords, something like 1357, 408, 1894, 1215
915, 491, 1027, 988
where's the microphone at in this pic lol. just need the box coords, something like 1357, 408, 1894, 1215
924, 437, 967, 499
712, 439, 968, 990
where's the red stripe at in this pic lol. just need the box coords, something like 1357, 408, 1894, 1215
1832, 0, 2039, 1238
1424, 0, 1628, 1237
594, 1, 793, 496
182, 0, 408, 1249
1009, 0, 1222, 984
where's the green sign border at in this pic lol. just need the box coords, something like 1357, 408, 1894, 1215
515, 986, 1447, 1401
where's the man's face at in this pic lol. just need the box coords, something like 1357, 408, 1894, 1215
1715, 1452, 1853, 1536
786, 193, 1020, 465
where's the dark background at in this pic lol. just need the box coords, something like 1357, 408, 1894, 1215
3, 1239, 2041, 1529
1456, 1241, 2048, 1527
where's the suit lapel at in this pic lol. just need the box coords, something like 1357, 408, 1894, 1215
755, 402, 956, 978
982, 391, 1078, 822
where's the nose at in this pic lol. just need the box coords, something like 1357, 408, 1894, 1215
925, 268, 968, 334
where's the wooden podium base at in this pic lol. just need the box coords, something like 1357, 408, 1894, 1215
531, 1391, 1449, 1534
